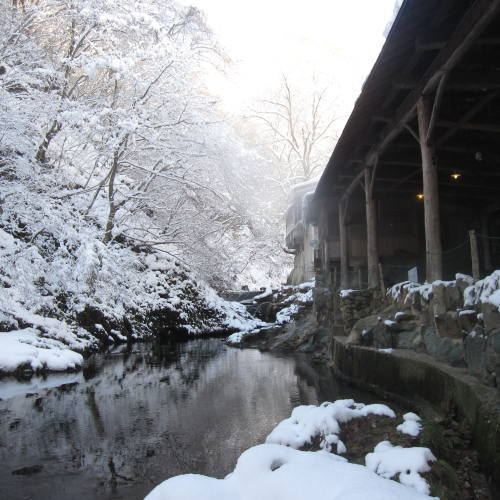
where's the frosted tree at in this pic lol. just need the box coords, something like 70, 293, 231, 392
252, 75, 340, 192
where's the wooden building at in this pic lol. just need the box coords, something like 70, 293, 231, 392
285, 179, 319, 285
311, 0, 500, 289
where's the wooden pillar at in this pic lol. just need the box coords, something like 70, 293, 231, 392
417, 95, 443, 282
469, 229, 480, 280
364, 166, 379, 288
338, 199, 349, 289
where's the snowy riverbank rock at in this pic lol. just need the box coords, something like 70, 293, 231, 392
226, 281, 317, 349
146, 399, 439, 500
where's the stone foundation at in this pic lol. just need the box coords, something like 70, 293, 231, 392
332, 271, 500, 388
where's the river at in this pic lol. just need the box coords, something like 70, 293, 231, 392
0, 339, 379, 500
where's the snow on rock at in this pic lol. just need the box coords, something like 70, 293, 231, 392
276, 303, 300, 324
0, 329, 83, 374
266, 399, 396, 453
396, 412, 422, 437
464, 270, 500, 310
226, 281, 314, 344
388, 281, 433, 303
365, 441, 436, 495
146, 443, 436, 500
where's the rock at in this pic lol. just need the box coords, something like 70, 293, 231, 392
431, 283, 447, 316
434, 312, 461, 339
394, 311, 415, 323
254, 302, 278, 323
423, 326, 464, 366
397, 326, 424, 350
464, 330, 488, 378
372, 323, 393, 349
12, 465, 43, 475
480, 302, 500, 333
457, 309, 477, 334
455, 274, 474, 295
347, 315, 381, 346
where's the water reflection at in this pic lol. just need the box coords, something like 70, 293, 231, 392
0, 339, 366, 500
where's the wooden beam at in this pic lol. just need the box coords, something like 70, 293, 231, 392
366, 0, 500, 167
437, 119, 500, 134
395, 71, 500, 91
378, 169, 421, 193
426, 72, 449, 145
418, 95, 443, 282
339, 169, 364, 203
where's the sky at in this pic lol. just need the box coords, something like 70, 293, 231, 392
179, 0, 398, 118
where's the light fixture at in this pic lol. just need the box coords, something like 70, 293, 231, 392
450, 173, 462, 180
416, 193, 424, 200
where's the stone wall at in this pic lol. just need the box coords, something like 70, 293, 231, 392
336, 271, 500, 388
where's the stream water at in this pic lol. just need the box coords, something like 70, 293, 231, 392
0, 339, 379, 500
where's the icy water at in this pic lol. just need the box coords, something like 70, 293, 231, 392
0, 339, 376, 500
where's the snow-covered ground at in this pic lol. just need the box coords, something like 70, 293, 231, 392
146, 399, 438, 500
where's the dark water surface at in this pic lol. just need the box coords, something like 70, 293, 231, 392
0, 339, 377, 500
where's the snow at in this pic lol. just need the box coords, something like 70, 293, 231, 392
0, 329, 83, 373
384, 319, 397, 327
378, 348, 394, 354
252, 288, 273, 301
340, 289, 357, 298
276, 304, 300, 324
397, 412, 422, 437
147, 400, 438, 500
266, 399, 395, 452
365, 441, 436, 495
464, 270, 500, 311
146, 443, 436, 500
459, 309, 476, 316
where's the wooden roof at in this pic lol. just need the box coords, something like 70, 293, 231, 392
315, 0, 500, 207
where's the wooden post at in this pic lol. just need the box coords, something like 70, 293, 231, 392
417, 95, 443, 282
338, 199, 349, 289
481, 214, 492, 273
364, 166, 379, 288
378, 263, 386, 295
469, 229, 480, 280
357, 266, 362, 289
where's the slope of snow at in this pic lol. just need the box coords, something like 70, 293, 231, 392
0, 168, 260, 374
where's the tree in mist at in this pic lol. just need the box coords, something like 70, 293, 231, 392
252, 75, 340, 192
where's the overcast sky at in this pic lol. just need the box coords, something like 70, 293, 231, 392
180, 0, 398, 117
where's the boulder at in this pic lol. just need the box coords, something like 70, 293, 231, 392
423, 326, 464, 366
480, 302, 500, 333
464, 329, 488, 379
434, 311, 461, 339
394, 311, 415, 323
457, 309, 477, 334
346, 314, 381, 346
397, 326, 424, 350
